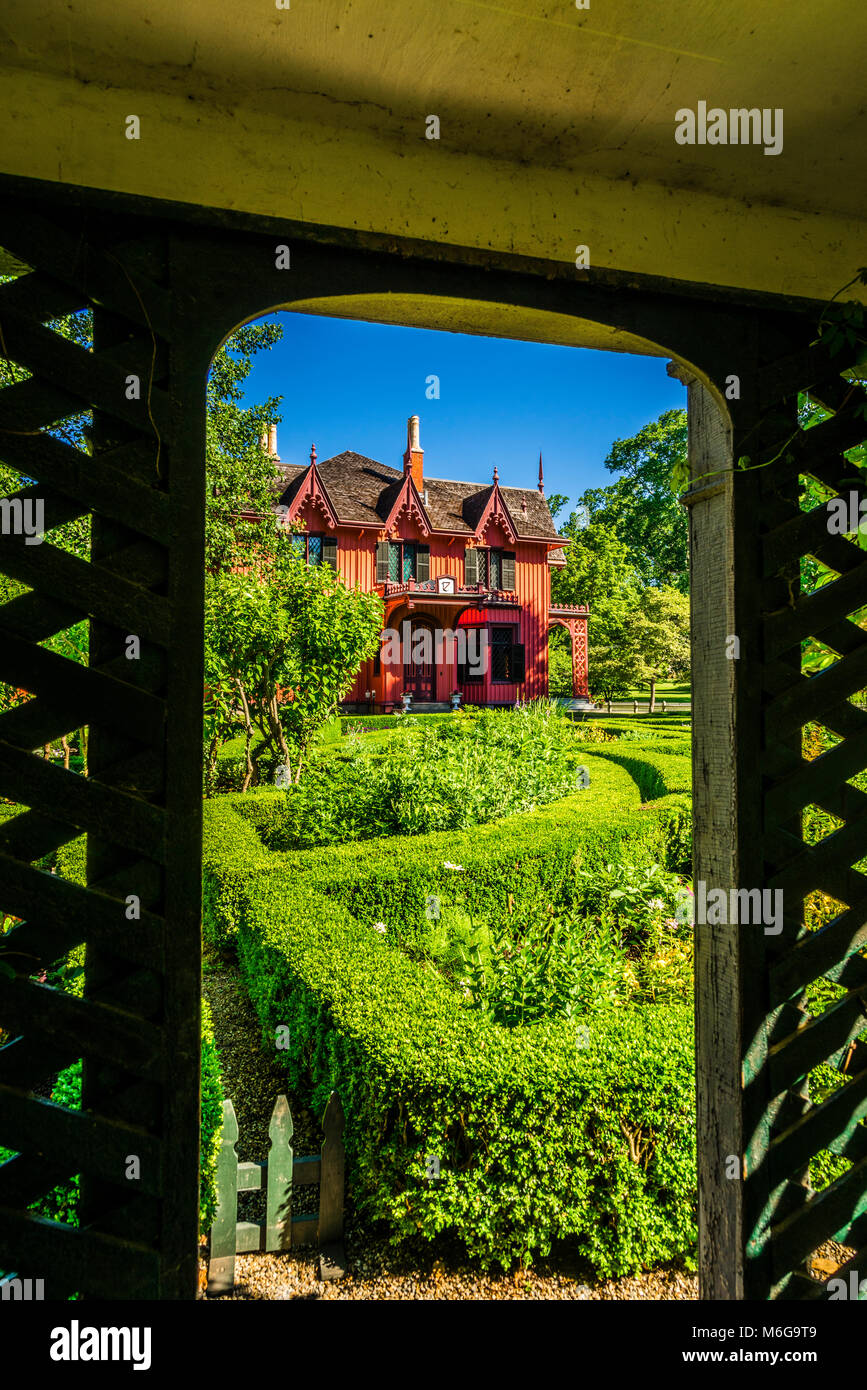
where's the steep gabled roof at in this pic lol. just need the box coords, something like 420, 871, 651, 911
272, 449, 565, 542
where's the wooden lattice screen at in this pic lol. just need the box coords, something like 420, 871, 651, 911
0, 179, 865, 1299
0, 199, 204, 1298
736, 355, 867, 1298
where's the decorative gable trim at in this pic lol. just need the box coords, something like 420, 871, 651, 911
285, 463, 339, 529
473, 482, 518, 543
381, 475, 432, 537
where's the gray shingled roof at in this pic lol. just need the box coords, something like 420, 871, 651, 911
274, 449, 563, 541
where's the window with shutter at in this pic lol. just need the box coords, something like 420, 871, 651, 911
416, 545, 430, 582
308, 534, 323, 565
501, 552, 515, 591
388, 540, 401, 581
491, 626, 524, 682
322, 537, 338, 570
464, 547, 479, 585
403, 543, 416, 582
491, 626, 512, 682
376, 540, 390, 582
489, 548, 501, 591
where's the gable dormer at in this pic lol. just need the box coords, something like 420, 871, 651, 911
381, 475, 431, 538
281, 443, 339, 530
468, 468, 518, 544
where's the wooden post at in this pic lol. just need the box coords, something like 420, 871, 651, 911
208, 1100, 239, 1295
318, 1092, 347, 1280
266, 1095, 294, 1253
633, 700, 638, 714
606, 699, 611, 715
662, 700, 667, 713
678, 369, 742, 1299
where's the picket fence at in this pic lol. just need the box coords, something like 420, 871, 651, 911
207, 1091, 346, 1293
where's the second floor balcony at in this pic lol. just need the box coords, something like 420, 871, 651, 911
377, 578, 519, 603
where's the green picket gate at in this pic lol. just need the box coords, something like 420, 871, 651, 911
207, 1092, 346, 1294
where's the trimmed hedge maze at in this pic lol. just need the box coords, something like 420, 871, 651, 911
202, 743, 698, 1275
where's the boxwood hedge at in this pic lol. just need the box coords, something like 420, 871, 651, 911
202, 748, 697, 1274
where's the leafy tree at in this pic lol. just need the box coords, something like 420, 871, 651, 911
580, 409, 689, 593
205, 322, 284, 573
547, 628, 574, 698
627, 586, 691, 710
552, 516, 644, 700
545, 491, 569, 521
204, 542, 382, 789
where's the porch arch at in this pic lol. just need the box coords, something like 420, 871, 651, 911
0, 178, 863, 1302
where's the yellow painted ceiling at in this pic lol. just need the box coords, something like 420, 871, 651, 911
1, 1, 864, 301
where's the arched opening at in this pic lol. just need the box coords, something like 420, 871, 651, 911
6, 188, 863, 1304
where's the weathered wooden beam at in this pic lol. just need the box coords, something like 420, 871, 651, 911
0, 1085, 161, 1195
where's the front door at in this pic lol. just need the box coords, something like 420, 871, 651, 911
403, 620, 436, 701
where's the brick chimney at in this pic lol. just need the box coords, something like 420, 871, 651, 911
260, 423, 279, 458
403, 414, 424, 491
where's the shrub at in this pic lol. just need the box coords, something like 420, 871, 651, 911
203, 741, 698, 1274
205, 756, 687, 952
273, 705, 583, 848
234, 868, 696, 1275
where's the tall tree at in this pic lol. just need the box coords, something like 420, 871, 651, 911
628, 586, 691, 710
552, 517, 644, 701
204, 542, 382, 788
580, 408, 689, 593
205, 321, 285, 572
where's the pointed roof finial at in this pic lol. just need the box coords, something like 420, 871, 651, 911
538, 452, 544, 494
310, 442, 317, 466
493, 465, 499, 484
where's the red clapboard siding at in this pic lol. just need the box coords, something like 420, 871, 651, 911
294, 510, 554, 708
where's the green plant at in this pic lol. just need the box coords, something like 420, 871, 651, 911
460, 910, 628, 1027
202, 733, 698, 1275
272, 703, 584, 848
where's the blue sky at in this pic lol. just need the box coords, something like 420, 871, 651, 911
239, 312, 685, 512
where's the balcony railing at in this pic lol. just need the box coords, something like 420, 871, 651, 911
549, 602, 589, 616
378, 579, 518, 602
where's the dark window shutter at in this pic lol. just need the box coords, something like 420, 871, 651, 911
416, 545, 430, 582
376, 540, 389, 582
512, 643, 526, 683
322, 537, 338, 570
464, 547, 478, 586
501, 552, 516, 591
